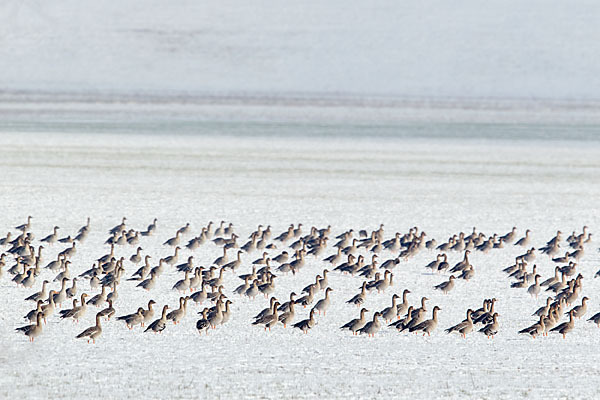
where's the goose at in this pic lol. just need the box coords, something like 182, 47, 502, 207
164, 231, 181, 247
164, 247, 180, 266
145, 305, 169, 333
52, 278, 69, 307
166, 297, 189, 325
220, 300, 233, 325
139, 300, 156, 326
60, 294, 88, 322
66, 278, 78, 298
76, 313, 103, 343
313, 288, 333, 316
25, 280, 49, 302
173, 271, 191, 293
358, 312, 382, 337
409, 306, 441, 336
293, 308, 316, 334
479, 313, 499, 338
20, 269, 36, 288
207, 285, 226, 303
437, 254, 449, 273
98, 299, 115, 321
53, 261, 71, 282
527, 275, 541, 299
25, 300, 44, 323
223, 251, 243, 271
189, 267, 203, 291
207, 300, 223, 328
445, 309, 474, 338
16, 312, 43, 342
191, 283, 209, 304
15, 216, 33, 232
273, 251, 290, 264
380, 294, 400, 322
518, 315, 545, 339
273, 293, 295, 314
514, 229, 531, 246
130, 247, 143, 264
245, 280, 260, 300
87, 286, 107, 306
340, 308, 369, 335
255, 297, 278, 321
129, 256, 152, 281
434, 275, 455, 294
213, 247, 228, 267
302, 275, 321, 294
390, 289, 410, 316
59, 242, 77, 259
278, 301, 296, 328
569, 297, 589, 319
533, 297, 553, 317
41, 226, 60, 244
196, 309, 210, 335
550, 310, 575, 339
541, 267, 561, 287
253, 302, 280, 331
137, 271, 157, 291
587, 311, 600, 327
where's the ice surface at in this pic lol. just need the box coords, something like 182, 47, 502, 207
1, 0, 600, 101
1, 131, 600, 399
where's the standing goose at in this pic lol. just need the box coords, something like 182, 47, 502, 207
137, 271, 158, 291
313, 288, 333, 316
25, 300, 44, 323
166, 297, 189, 325
253, 302, 280, 332
41, 226, 60, 244
173, 271, 191, 293
16, 313, 43, 342
140, 300, 156, 326
87, 286, 107, 307
60, 294, 88, 322
16, 216, 33, 232
25, 280, 49, 302
117, 308, 145, 329
293, 308, 316, 334
66, 278, 78, 299
145, 305, 169, 333
409, 306, 441, 336
434, 275, 456, 294
76, 312, 103, 343
527, 275, 541, 299
396, 289, 411, 316
164, 247, 180, 266
98, 299, 115, 321
340, 308, 369, 335
514, 229, 531, 247
278, 301, 296, 328
196, 309, 210, 335
130, 247, 143, 264
358, 312, 382, 337
518, 315, 545, 339
587, 311, 600, 327
445, 309, 474, 338
380, 294, 400, 322
550, 310, 575, 339
163, 231, 181, 247
569, 297, 589, 319
479, 313, 499, 338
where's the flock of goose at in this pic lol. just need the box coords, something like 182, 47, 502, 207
3, 216, 598, 343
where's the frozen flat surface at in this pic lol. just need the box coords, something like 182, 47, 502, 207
1, 130, 600, 399
1, 0, 600, 101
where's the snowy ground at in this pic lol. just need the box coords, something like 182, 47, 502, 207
1, 130, 600, 399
